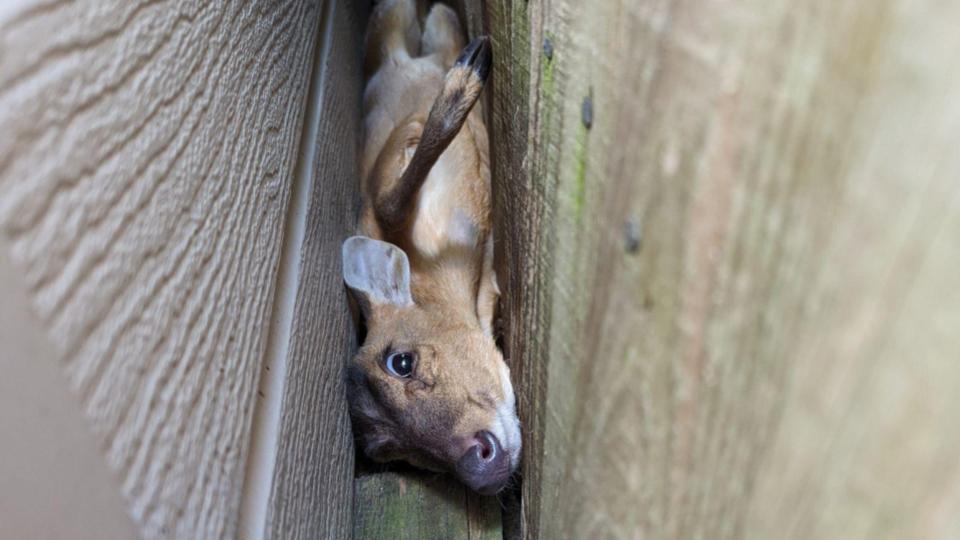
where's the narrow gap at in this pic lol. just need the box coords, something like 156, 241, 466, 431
237, 1, 337, 538
476, 6, 525, 538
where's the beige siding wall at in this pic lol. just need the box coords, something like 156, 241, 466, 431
0, 1, 321, 537
0, 235, 137, 539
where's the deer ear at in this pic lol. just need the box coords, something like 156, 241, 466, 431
342, 236, 414, 314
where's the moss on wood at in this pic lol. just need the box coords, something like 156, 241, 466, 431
352, 472, 501, 540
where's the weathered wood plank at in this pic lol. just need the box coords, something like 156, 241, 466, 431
0, 1, 321, 537
263, 0, 368, 537
484, 2, 551, 539
489, 0, 960, 539
353, 472, 501, 540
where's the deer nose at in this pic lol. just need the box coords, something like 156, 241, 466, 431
455, 430, 511, 495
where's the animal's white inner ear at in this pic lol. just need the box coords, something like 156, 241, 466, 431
342, 236, 414, 308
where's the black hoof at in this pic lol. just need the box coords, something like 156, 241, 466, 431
455, 36, 492, 82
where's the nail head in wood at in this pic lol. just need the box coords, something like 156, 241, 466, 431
581, 95, 593, 129
624, 217, 642, 254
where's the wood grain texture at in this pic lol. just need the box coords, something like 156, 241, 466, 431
484, 2, 551, 539
0, 1, 320, 537
488, 0, 960, 539
264, 0, 367, 537
353, 472, 501, 540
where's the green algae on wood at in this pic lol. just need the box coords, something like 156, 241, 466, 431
352, 472, 501, 540
571, 120, 590, 223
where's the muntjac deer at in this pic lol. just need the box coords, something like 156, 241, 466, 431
341, 0, 520, 495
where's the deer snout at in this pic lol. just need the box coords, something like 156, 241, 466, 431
455, 430, 511, 495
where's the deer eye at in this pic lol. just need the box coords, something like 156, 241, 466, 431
384, 351, 416, 378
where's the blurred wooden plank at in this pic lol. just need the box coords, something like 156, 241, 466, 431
488, 0, 960, 539
262, 0, 368, 538
0, 1, 321, 537
353, 472, 501, 540
741, 3, 960, 537
485, 2, 548, 539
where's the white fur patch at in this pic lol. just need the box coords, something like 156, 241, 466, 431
489, 361, 522, 470
449, 208, 479, 246
410, 153, 482, 257
410, 168, 448, 257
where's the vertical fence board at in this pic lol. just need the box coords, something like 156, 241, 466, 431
489, 0, 960, 539
483, 2, 552, 539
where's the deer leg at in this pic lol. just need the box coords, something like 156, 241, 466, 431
364, 0, 421, 79
421, 3, 466, 70
374, 36, 492, 234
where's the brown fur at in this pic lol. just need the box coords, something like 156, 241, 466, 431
344, 0, 519, 477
